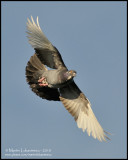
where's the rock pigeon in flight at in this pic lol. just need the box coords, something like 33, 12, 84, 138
26, 16, 110, 142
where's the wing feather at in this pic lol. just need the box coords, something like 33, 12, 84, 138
26, 16, 67, 70
60, 81, 110, 142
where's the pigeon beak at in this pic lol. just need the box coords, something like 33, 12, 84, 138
67, 75, 72, 80
73, 72, 76, 77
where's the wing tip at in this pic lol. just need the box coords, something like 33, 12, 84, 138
76, 114, 111, 142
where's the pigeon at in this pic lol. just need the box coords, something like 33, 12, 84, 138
26, 16, 110, 142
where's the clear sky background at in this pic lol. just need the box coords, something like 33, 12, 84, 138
1, 1, 127, 159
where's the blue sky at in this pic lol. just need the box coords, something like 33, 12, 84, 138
1, 1, 127, 159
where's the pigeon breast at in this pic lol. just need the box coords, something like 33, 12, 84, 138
42, 68, 72, 88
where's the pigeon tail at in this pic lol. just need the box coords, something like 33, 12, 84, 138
26, 53, 47, 85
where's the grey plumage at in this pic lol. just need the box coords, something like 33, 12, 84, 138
26, 54, 60, 101
25, 16, 111, 142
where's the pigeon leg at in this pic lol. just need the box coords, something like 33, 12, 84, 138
38, 77, 48, 87
39, 83, 48, 86
38, 77, 45, 83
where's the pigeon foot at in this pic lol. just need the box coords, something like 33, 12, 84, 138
38, 77, 48, 87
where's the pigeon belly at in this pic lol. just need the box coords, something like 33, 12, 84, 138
42, 69, 71, 88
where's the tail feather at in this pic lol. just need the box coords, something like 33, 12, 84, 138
26, 54, 47, 84
29, 54, 47, 71
26, 61, 38, 72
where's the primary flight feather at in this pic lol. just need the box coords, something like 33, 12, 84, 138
26, 16, 110, 142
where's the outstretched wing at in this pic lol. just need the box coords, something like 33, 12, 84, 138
59, 81, 110, 141
26, 54, 60, 101
26, 16, 67, 70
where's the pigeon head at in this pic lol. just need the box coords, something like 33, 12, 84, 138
65, 70, 77, 80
